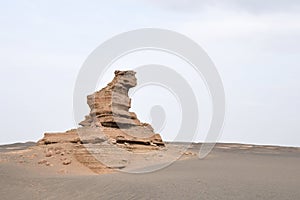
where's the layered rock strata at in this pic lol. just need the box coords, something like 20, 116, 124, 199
38, 70, 165, 147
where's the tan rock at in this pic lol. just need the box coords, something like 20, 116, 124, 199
37, 129, 80, 145
37, 70, 166, 173
63, 159, 72, 165
38, 159, 47, 164
45, 150, 53, 157
55, 149, 61, 154
78, 70, 165, 147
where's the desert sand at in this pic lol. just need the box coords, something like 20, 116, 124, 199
0, 142, 300, 200
1, 71, 299, 199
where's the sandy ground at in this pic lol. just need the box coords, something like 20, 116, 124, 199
0, 142, 300, 199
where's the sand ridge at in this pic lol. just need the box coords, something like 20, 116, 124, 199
1, 142, 300, 199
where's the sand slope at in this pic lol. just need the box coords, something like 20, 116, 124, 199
0, 143, 300, 199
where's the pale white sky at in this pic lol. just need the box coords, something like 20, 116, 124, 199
1, 0, 300, 146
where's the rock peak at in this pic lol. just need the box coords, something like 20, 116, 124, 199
80, 70, 139, 128
79, 70, 164, 146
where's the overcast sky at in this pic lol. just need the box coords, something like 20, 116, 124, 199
1, 0, 300, 146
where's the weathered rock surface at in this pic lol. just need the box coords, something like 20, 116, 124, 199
37, 70, 165, 173
38, 70, 164, 147
37, 129, 80, 145
80, 71, 138, 127
81, 72, 134, 122
79, 70, 164, 146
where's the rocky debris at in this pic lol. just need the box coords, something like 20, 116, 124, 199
55, 149, 61, 154
37, 159, 52, 167
62, 159, 72, 165
45, 150, 53, 157
38, 159, 47, 164
45, 161, 52, 166
183, 151, 196, 156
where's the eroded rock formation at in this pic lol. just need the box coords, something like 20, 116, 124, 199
79, 70, 164, 146
38, 70, 165, 147
80, 70, 139, 128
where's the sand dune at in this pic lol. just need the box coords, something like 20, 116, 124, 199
0, 142, 300, 199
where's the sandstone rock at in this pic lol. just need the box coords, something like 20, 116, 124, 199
37, 70, 165, 173
55, 149, 61, 154
38, 159, 47, 164
79, 70, 139, 127
79, 70, 165, 147
60, 157, 67, 161
45, 150, 53, 157
63, 159, 72, 165
38, 70, 164, 147
38, 129, 80, 145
